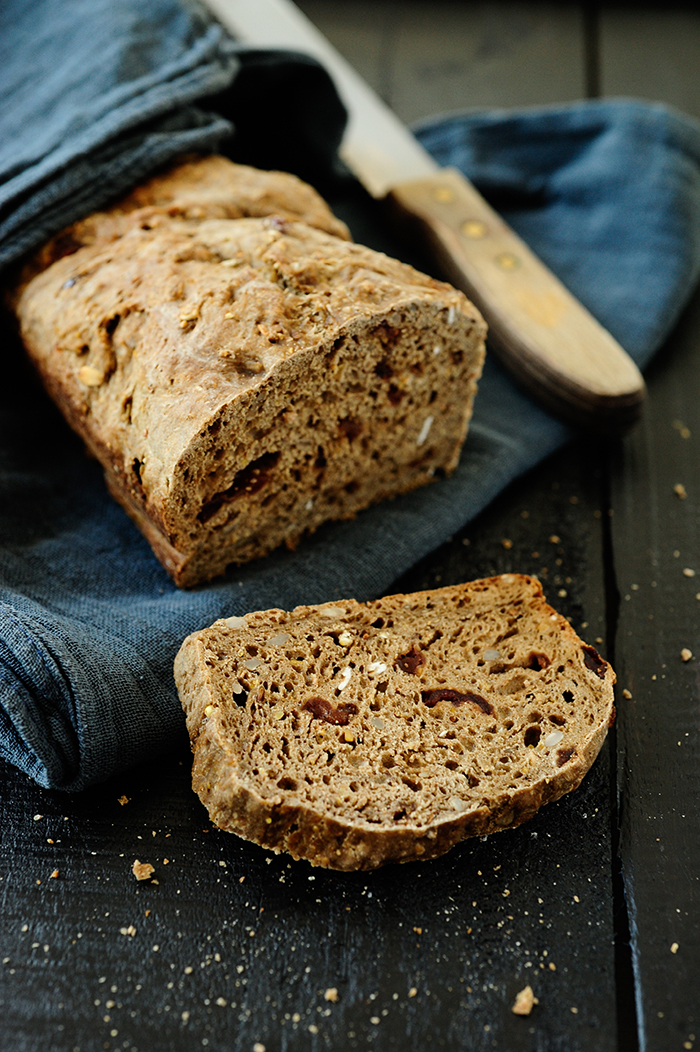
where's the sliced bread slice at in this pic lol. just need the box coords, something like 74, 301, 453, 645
174, 574, 615, 870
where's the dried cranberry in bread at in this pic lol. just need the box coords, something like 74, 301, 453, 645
174, 575, 615, 870
13, 203, 485, 586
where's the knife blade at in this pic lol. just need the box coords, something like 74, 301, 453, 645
203, 0, 645, 431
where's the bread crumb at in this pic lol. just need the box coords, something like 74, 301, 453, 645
408, 987, 417, 997
119, 925, 137, 937
413, 927, 422, 935
683, 568, 695, 578
118, 795, 130, 806
253, 1044, 266, 1052
622, 689, 632, 699
671, 942, 679, 953
50, 870, 59, 879
502, 539, 513, 550
132, 860, 155, 881
548, 535, 560, 544
512, 985, 538, 1015
674, 483, 687, 499
324, 988, 339, 1002
681, 649, 693, 662
33, 814, 43, 822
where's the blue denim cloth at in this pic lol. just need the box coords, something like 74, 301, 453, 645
2, 2, 700, 790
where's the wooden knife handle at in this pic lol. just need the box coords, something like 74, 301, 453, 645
387, 167, 645, 432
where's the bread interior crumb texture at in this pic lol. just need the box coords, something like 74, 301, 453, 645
175, 575, 615, 869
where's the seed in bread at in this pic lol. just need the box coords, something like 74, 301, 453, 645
14, 210, 485, 586
174, 574, 616, 869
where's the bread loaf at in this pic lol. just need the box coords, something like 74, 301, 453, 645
12, 157, 486, 586
174, 575, 616, 869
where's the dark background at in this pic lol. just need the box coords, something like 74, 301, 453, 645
2, 2, 700, 1050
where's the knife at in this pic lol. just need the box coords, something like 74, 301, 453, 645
203, 0, 645, 432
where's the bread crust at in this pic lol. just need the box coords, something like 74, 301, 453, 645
10, 154, 350, 299
11, 157, 486, 587
174, 575, 616, 869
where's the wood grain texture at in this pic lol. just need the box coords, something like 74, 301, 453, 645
600, 8, 700, 119
5, 1, 700, 1049
0, 446, 618, 1052
297, 0, 586, 123
610, 284, 700, 1051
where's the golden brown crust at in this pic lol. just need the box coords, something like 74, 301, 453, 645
14, 206, 485, 586
10, 155, 350, 299
174, 575, 616, 869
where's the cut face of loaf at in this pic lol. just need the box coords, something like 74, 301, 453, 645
15, 214, 486, 586
174, 575, 616, 870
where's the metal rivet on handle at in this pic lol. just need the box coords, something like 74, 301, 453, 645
461, 220, 488, 239
433, 187, 455, 203
495, 252, 520, 270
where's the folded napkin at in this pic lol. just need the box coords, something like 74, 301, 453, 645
2, 1, 700, 791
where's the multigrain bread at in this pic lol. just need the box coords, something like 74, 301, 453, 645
12, 155, 351, 292
174, 575, 616, 870
11, 157, 486, 586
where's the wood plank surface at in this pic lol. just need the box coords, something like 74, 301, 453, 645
0, 442, 618, 1052
297, 0, 587, 121
599, 8, 700, 1049
599, 8, 700, 119
3, 2, 700, 1051
609, 286, 700, 1051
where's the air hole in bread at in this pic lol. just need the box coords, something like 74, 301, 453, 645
563, 690, 575, 703
524, 726, 541, 747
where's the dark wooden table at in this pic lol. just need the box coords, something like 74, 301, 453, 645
2, 3, 700, 1050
